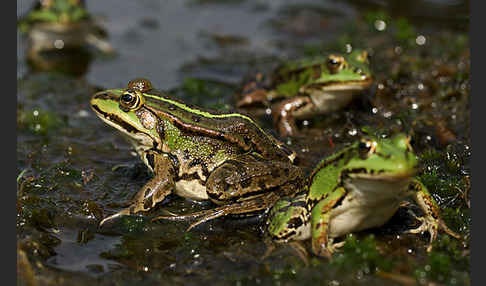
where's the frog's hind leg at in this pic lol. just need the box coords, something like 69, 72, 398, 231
154, 192, 282, 231
205, 153, 305, 204
154, 154, 304, 229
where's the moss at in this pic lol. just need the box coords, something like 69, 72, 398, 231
330, 234, 393, 274
182, 78, 222, 98
413, 236, 470, 285
18, 108, 66, 136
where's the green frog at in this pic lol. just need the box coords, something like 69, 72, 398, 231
90, 78, 305, 228
236, 50, 373, 136
18, 0, 113, 55
266, 134, 460, 257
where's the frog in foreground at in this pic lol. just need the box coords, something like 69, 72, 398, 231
90, 78, 304, 228
266, 134, 461, 257
236, 50, 373, 136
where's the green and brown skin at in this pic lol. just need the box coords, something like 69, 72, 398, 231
236, 50, 373, 137
90, 78, 305, 228
266, 134, 461, 257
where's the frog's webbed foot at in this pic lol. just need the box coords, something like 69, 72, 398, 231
407, 179, 462, 251
406, 213, 461, 252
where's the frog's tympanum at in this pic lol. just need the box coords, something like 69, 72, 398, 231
91, 78, 304, 228
266, 134, 461, 257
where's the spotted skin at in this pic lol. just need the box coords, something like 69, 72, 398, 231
91, 79, 304, 227
266, 134, 461, 257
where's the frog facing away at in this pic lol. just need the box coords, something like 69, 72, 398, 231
266, 134, 461, 257
90, 78, 305, 228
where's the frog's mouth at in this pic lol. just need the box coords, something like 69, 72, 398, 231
317, 78, 374, 91
344, 164, 418, 181
91, 103, 156, 150
346, 168, 417, 182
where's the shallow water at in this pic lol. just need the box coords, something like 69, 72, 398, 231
17, 1, 470, 285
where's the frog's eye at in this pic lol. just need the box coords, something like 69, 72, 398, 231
358, 139, 377, 159
119, 90, 143, 111
327, 55, 347, 74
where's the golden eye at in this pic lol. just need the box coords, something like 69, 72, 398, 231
119, 90, 143, 111
327, 55, 347, 74
358, 139, 376, 159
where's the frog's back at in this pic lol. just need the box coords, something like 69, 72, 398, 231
144, 91, 294, 162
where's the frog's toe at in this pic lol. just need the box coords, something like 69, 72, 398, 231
405, 215, 429, 234
312, 243, 333, 258
330, 240, 346, 251
236, 89, 269, 107
99, 207, 132, 227
405, 216, 439, 251
438, 219, 462, 240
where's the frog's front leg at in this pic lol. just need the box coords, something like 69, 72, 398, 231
236, 73, 273, 108
272, 95, 315, 137
406, 179, 461, 251
99, 152, 177, 226
310, 187, 346, 257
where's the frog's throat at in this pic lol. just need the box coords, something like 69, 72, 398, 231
93, 108, 156, 150
317, 80, 373, 91
347, 169, 417, 181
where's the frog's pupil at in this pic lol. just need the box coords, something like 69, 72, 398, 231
121, 93, 133, 103
359, 141, 370, 151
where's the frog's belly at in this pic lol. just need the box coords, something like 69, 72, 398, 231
308, 89, 354, 114
175, 179, 209, 200
328, 176, 411, 238
328, 197, 401, 238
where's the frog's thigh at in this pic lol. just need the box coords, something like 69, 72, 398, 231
311, 187, 346, 257
206, 155, 303, 203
